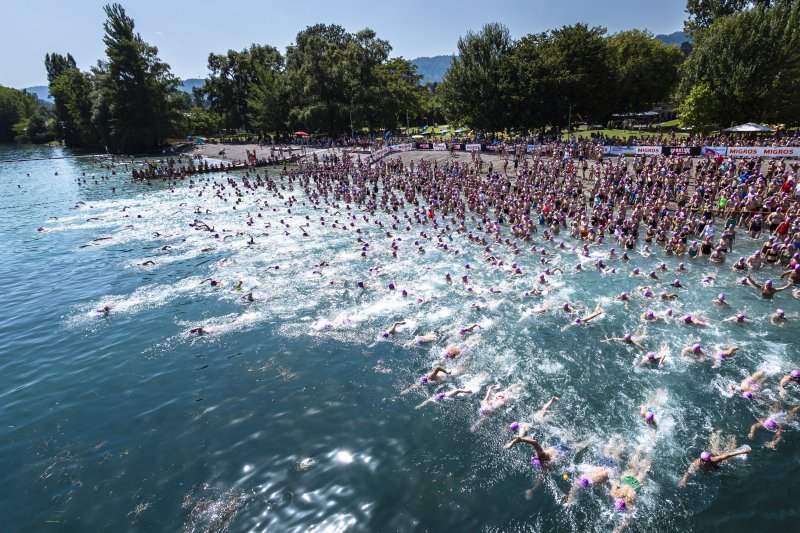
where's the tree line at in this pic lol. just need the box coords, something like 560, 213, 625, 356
6, 0, 798, 152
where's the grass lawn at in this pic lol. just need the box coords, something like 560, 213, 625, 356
562, 128, 689, 140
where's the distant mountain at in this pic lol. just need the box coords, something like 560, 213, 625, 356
654, 31, 691, 46
23, 79, 205, 101
411, 55, 455, 85
23, 86, 52, 102
179, 78, 205, 94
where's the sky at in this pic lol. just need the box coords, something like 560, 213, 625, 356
0, 0, 687, 88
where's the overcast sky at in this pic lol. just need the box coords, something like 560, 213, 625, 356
0, 0, 687, 88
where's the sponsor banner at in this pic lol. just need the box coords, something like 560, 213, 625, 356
465, 143, 482, 152
448, 143, 464, 151
702, 146, 727, 157
388, 143, 413, 152
635, 146, 662, 156
603, 146, 636, 156
526, 144, 541, 153
662, 146, 702, 157
726, 146, 800, 158
433, 143, 447, 151
369, 147, 390, 162
416, 143, 432, 150
485, 145, 498, 151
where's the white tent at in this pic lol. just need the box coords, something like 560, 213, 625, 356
723, 123, 774, 133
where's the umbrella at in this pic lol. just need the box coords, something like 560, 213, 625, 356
454, 129, 467, 133
438, 129, 451, 134
723, 123, 774, 133
294, 131, 309, 136
411, 134, 425, 139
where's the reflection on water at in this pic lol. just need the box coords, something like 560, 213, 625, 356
0, 144, 798, 532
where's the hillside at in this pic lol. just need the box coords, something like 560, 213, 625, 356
23, 78, 206, 101
410, 55, 454, 85
654, 30, 690, 46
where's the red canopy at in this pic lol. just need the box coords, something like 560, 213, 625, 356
294, 131, 309, 136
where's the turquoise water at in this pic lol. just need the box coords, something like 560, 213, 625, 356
0, 143, 797, 532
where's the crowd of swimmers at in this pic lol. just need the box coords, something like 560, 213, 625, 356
81, 140, 800, 530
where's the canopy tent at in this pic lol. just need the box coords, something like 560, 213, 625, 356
454, 129, 467, 134
723, 123, 774, 133
411, 134, 425, 139
438, 129, 451, 134
294, 131, 309, 136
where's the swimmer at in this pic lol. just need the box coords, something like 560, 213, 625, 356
641, 310, 658, 322
441, 336, 479, 358
682, 314, 708, 326
478, 383, 521, 417
189, 326, 208, 335
241, 292, 255, 302
382, 321, 406, 337
504, 396, 559, 447
771, 308, 786, 325
609, 446, 651, 522
679, 448, 751, 487
564, 466, 611, 506
728, 370, 767, 399
747, 275, 791, 299
713, 293, 730, 307
605, 332, 646, 350
713, 346, 738, 366
722, 313, 748, 324
506, 437, 559, 466
562, 305, 603, 330
408, 332, 438, 345
681, 343, 706, 360
140, 260, 156, 266
749, 417, 783, 449
639, 348, 667, 368
640, 405, 658, 432
778, 370, 800, 397
96, 305, 111, 315
415, 388, 474, 409
459, 323, 482, 335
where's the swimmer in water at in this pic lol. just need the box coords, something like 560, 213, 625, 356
506, 436, 560, 467
749, 417, 783, 449
609, 446, 651, 524
713, 346, 739, 367
778, 370, 800, 398
605, 332, 646, 350
746, 275, 791, 299
189, 326, 208, 335
681, 314, 708, 326
681, 343, 706, 360
562, 305, 603, 330
728, 370, 767, 399
475, 383, 522, 423
564, 466, 611, 506
639, 346, 667, 368
713, 293, 730, 307
96, 305, 111, 315
504, 396, 559, 447
722, 313, 748, 324
771, 308, 787, 325
679, 447, 751, 488
241, 292, 255, 302
639, 405, 658, 433
415, 387, 474, 408
459, 323, 482, 335
382, 320, 406, 337
441, 336, 480, 359
408, 332, 438, 345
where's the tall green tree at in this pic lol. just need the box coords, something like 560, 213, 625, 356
684, 0, 772, 35
0, 86, 40, 142
679, 0, 800, 127
95, 3, 182, 152
607, 30, 683, 113
246, 47, 288, 134
438, 22, 512, 132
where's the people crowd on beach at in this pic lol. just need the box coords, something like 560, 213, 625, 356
82, 135, 800, 529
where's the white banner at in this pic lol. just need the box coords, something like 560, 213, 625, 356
465, 143, 481, 152
526, 144, 541, 153
433, 143, 447, 151
726, 146, 800, 158
635, 146, 662, 156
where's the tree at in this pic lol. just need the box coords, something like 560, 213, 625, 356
679, 0, 800, 126
45, 52, 77, 83
48, 66, 97, 147
95, 3, 182, 152
0, 86, 43, 142
246, 47, 288, 134
684, 0, 773, 34
677, 82, 723, 132
607, 30, 683, 113
203, 45, 283, 131
438, 23, 512, 132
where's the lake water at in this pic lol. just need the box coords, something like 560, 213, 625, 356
0, 143, 797, 532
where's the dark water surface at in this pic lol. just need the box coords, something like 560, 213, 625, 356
0, 144, 797, 532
